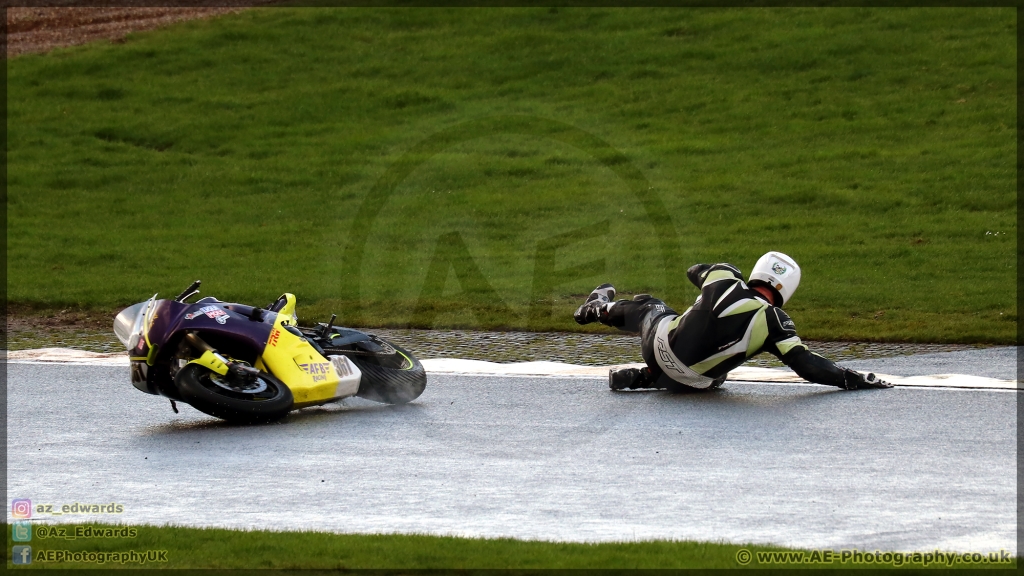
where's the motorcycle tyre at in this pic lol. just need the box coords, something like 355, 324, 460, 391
175, 364, 293, 424
350, 342, 426, 405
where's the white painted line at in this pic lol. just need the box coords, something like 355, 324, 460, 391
5, 348, 1018, 390
418, 359, 1019, 390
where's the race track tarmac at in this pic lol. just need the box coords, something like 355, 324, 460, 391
6, 363, 1017, 553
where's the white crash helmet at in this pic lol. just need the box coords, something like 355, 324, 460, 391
748, 251, 801, 306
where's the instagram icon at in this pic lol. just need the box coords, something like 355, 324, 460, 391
12, 498, 32, 519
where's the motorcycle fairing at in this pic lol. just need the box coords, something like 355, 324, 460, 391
268, 293, 299, 325
122, 293, 360, 406
325, 328, 373, 347
135, 300, 276, 396
255, 311, 360, 409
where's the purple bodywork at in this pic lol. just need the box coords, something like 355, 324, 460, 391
130, 298, 280, 398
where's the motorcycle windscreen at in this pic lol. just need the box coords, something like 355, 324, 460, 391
114, 302, 148, 348
113, 294, 158, 350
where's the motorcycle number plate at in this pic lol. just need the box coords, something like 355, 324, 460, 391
330, 355, 354, 377
328, 355, 361, 398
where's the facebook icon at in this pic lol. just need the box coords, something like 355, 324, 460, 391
12, 545, 32, 565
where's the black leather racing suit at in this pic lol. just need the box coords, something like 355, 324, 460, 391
598, 263, 852, 391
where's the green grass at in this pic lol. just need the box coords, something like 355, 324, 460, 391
4, 523, 1018, 569
7, 8, 1016, 343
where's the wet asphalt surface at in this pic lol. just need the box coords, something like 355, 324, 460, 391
840, 346, 1017, 381
6, 362, 1017, 553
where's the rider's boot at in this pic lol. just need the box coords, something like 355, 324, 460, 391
574, 283, 616, 325
609, 366, 657, 390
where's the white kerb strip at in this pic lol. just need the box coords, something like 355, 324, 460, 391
5, 348, 1017, 390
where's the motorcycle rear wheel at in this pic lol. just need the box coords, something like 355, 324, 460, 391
175, 364, 293, 423
347, 341, 426, 405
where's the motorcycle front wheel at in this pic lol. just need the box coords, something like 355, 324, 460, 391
175, 364, 293, 424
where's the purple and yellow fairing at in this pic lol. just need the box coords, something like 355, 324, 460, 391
124, 293, 357, 408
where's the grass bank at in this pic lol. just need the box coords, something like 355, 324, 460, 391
4, 523, 1017, 569
7, 8, 1016, 342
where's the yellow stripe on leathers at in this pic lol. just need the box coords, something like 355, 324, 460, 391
258, 307, 344, 408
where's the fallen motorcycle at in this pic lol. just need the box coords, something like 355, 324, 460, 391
113, 281, 426, 423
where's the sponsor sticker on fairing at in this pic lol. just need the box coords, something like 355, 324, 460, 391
297, 362, 333, 383
185, 306, 229, 324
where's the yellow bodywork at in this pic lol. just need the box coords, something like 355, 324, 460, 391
189, 350, 230, 375
273, 293, 299, 326
256, 305, 345, 408
180, 293, 352, 409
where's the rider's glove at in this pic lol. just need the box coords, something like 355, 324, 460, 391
842, 369, 893, 390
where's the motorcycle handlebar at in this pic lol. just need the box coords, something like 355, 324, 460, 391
174, 280, 202, 303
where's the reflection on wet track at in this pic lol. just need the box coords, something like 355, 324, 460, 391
6, 363, 1016, 553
